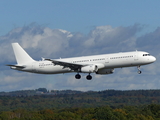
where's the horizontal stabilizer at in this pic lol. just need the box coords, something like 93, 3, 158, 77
6, 64, 25, 68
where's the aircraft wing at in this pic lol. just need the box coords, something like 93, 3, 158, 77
6, 64, 25, 68
45, 59, 86, 71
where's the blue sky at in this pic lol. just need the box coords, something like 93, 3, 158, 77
1, 0, 160, 35
0, 0, 160, 92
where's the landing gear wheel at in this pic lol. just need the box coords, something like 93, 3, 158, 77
75, 74, 81, 79
138, 70, 142, 74
86, 75, 92, 80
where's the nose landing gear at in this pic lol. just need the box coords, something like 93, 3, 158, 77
137, 66, 142, 74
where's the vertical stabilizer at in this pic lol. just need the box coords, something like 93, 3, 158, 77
12, 43, 35, 64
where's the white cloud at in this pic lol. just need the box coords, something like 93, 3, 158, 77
0, 23, 159, 92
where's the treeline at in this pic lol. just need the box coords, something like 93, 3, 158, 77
0, 104, 160, 120
0, 89, 160, 111
0, 88, 83, 96
1, 88, 160, 97
0, 89, 160, 119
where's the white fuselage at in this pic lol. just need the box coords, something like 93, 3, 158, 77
12, 51, 156, 74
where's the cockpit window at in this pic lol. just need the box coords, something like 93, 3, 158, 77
143, 54, 150, 56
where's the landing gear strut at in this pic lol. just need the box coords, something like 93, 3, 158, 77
137, 66, 142, 74
75, 73, 81, 79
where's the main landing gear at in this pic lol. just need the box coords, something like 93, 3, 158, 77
86, 74, 92, 80
75, 73, 92, 80
137, 65, 142, 74
75, 73, 81, 79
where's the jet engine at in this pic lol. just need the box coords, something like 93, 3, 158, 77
81, 65, 98, 73
96, 68, 114, 75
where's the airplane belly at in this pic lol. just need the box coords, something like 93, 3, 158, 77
36, 65, 71, 74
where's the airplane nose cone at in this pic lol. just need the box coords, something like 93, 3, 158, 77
151, 56, 156, 62
153, 56, 156, 62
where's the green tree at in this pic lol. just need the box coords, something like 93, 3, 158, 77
93, 106, 119, 120
36, 88, 47, 93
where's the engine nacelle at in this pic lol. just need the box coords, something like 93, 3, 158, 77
81, 65, 98, 73
96, 68, 114, 75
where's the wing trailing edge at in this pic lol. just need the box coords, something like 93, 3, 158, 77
45, 59, 84, 71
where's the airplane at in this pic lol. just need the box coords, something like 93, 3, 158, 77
7, 43, 156, 80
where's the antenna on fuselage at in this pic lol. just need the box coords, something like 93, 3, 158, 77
41, 57, 45, 61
